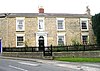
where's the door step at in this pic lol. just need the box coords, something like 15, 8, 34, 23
43, 56, 53, 60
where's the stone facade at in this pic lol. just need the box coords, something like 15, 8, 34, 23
25, 18, 37, 47
45, 17, 57, 46
0, 13, 95, 47
65, 18, 81, 45
0, 18, 8, 47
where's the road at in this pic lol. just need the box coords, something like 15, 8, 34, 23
0, 58, 100, 71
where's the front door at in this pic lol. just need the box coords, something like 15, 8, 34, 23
38, 36, 44, 51
0, 39, 2, 53
36, 32, 47, 47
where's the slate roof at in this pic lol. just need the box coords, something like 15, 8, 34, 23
0, 13, 90, 18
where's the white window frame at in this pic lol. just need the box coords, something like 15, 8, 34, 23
16, 34, 25, 47
57, 33, 65, 45
56, 18, 65, 30
38, 17, 45, 31
80, 18, 89, 31
16, 17, 25, 31
81, 33, 89, 44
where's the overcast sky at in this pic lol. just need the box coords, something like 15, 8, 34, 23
0, 0, 99, 15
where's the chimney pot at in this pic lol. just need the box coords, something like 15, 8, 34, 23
39, 7, 44, 13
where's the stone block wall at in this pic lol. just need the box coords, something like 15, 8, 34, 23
8, 18, 16, 47
0, 18, 8, 47
2, 51, 100, 59
45, 17, 57, 46
0, 17, 95, 47
65, 18, 81, 45
25, 18, 37, 46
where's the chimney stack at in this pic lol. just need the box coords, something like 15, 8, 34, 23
39, 6, 44, 13
86, 6, 91, 15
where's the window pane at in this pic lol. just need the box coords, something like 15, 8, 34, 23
17, 36, 24, 46
58, 20, 63, 29
17, 42, 24, 46
58, 36, 64, 45
39, 20, 43, 29
82, 21, 87, 29
18, 25, 23, 29
17, 20, 23, 24
17, 20, 24, 30
58, 23, 63, 29
17, 36, 23, 41
58, 20, 63, 23
82, 35, 88, 44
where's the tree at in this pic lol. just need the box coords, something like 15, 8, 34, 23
92, 13, 100, 45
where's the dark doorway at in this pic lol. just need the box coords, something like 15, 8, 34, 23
0, 39, 2, 53
38, 36, 44, 51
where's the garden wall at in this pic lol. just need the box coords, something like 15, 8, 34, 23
2, 51, 100, 59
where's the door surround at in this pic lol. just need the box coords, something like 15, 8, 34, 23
36, 32, 47, 47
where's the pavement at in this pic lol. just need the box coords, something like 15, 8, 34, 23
0, 55, 54, 63
0, 55, 100, 71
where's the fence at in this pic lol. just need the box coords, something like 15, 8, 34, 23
52, 44, 100, 52
3, 47, 39, 52
3, 44, 100, 52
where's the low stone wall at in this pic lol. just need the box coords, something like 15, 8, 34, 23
53, 51, 100, 58
2, 51, 100, 59
2, 52, 43, 59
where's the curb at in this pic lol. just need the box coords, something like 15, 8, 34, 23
0, 56, 41, 62
0, 56, 55, 63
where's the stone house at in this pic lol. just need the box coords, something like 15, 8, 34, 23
0, 7, 95, 48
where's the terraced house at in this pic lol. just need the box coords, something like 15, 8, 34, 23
0, 7, 95, 48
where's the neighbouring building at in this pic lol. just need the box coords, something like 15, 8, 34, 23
0, 7, 95, 48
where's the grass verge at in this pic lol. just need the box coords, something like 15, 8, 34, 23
54, 57, 100, 62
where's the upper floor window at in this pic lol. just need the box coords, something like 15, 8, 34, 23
57, 18, 65, 30
80, 18, 88, 31
38, 17, 44, 31
82, 21, 87, 29
16, 17, 25, 31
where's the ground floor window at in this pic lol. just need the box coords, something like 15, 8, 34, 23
82, 35, 88, 44
57, 34, 65, 46
16, 34, 25, 47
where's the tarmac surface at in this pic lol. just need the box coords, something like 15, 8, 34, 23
0, 55, 100, 71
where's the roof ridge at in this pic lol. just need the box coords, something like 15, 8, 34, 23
0, 13, 90, 18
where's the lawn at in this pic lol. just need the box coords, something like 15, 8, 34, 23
54, 57, 100, 62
